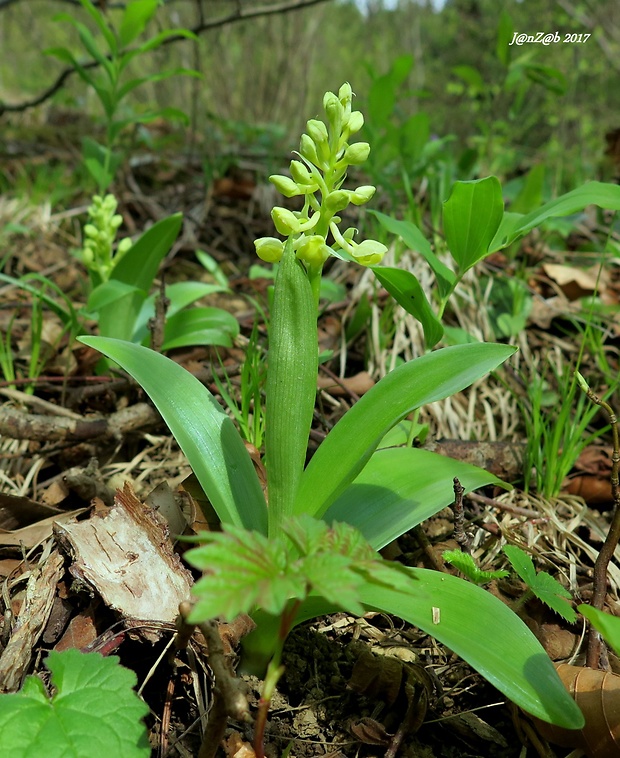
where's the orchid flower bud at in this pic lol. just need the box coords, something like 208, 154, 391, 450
270, 174, 303, 198
325, 190, 351, 214
271, 207, 301, 236
344, 142, 370, 165
299, 134, 320, 167
350, 185, 376, 206
346, 110, 364, 135
254, 237, 284, 263
306, 119, 328, 146
290, 160, 315, 186
323, 91, 343, 137
350, 239, 387, 266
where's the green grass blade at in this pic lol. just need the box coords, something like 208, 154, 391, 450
294, 343, 516, 518
79, 337, 267, 533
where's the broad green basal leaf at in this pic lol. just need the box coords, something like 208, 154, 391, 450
294, 343, 516, 519
361, 568, 584, 729
443, 177, 504, 274
79, 337, 267, 532
243, 568, 584, 730
324, 447, 508, 549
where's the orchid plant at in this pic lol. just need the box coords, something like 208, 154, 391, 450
80, 84, 583, 750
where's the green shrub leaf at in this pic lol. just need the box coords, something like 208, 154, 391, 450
0, 649, 149, 758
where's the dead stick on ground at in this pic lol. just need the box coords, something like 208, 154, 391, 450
576, 376, 620, 669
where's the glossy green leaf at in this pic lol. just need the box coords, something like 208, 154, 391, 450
360, 569, 584, 729
578, 605, 620, 656
370, 210, 456, 298
324, 447, 507, 549
294, 343, 516, 518
243, 569, 584, 729
0, 649, 149, 757
79, 337, 267, 532
118, 0, 159, 48
370, 266, 444, 348
265, 240, 317, 533
160, 308, 239, 350
110, 214, 182, 292
443, 177, 504, 274
132, 282, 229, 342
491, 181, 620, 251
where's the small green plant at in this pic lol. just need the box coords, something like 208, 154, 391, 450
46, 0, 198, 191
80, 199, 237, 350
504, 545, 577, 623
0, 649, 149, 757
520, 357, 611, 498
213, 319, 267, 450
80, 83, 584, 750
445, 545, 576, 623
443, 549, 509, 585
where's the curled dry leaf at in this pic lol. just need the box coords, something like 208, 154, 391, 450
533, 663, 620, 757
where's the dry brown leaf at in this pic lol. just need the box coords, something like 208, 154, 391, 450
542, 263, 610, 301
533, 663, 620, 757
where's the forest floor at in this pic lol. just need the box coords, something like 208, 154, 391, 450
0, 140, 618, 758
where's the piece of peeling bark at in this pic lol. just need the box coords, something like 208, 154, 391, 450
0, 549, 64, 692
54, 483, 193, 640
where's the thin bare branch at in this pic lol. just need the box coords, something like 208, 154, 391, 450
0, 0, 333, 115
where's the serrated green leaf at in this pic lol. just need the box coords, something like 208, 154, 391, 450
503, 544, 537, 586
0, 650, 149, 758
186, 527, 301, 621
443, 549, 509, 584
528, 572, 576, 623
504, 545, 575, 622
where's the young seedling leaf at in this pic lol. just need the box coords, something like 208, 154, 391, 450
504, 545, 576, 623
0, 649, 149, 758
443, 549, 509, 584
186, 526, 304, 621
186, 516, 407, 623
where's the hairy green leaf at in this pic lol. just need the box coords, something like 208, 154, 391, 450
443, 549, 509, 584
0, 650, 149, 757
